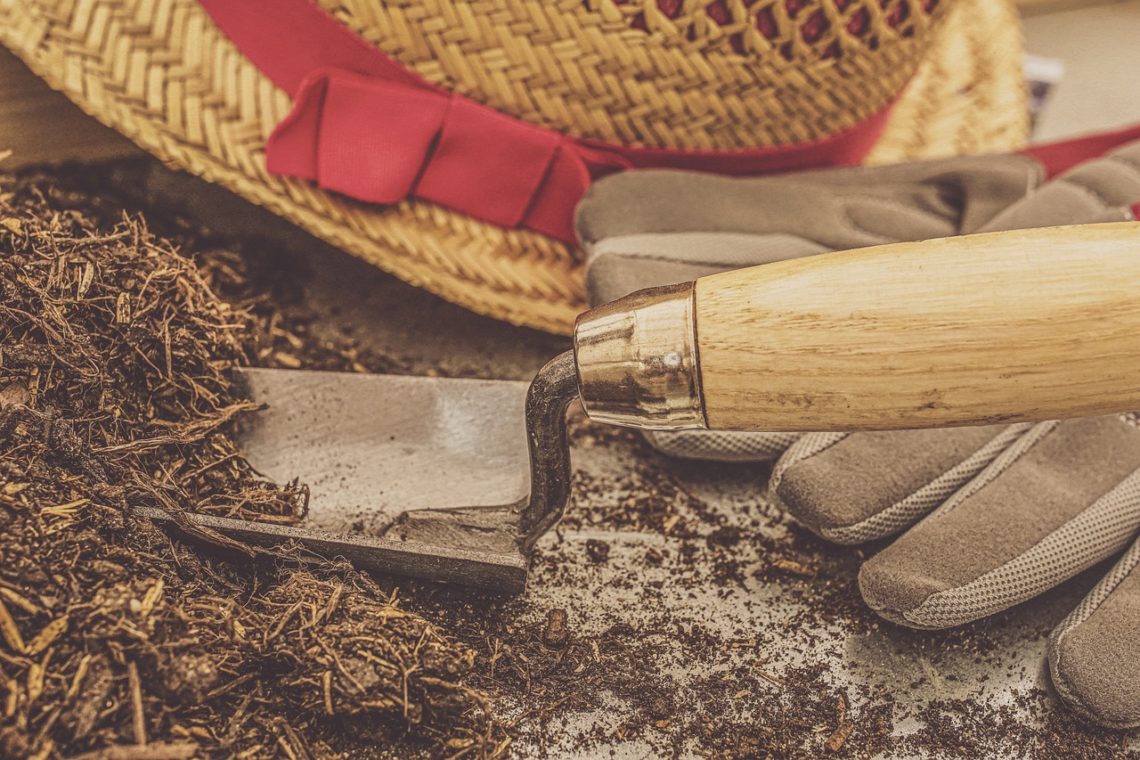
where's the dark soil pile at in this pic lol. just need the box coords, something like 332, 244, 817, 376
0, 173, 498, 758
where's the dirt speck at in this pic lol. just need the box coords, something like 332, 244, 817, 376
542, 609, 571, 649
585, 538, 611, 563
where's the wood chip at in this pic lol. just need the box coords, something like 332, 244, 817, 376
3, 678, 17, 718
0, 597, 25, 654
41, 498, 89, 518
771, 557, 816, 578
128, 661, 146, 745
273, 352, 303, 369
1, 482, 29, 497
139, 578, 164, 618
27, 657, 45, 705
0, 587, 40, 615
26, 614, 67, 655
825, 720, 854, 752
542, 608, 570, 649
115, 291, 132, 324
322, 670, 335, 715
77, 261, 95, 298
65, 654, 92, 702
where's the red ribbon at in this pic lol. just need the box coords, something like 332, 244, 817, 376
200, 0, 894, 243
1022, 122, 1140, 178
267, 68, 631, 241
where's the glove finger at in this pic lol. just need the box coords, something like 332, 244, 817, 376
586, 231, 827, 305
1049, 530, 1140, 729
981, 139, 1140, 232
770, 424, 1028, 545
859, 417, 1140, 630
575, 155, 1040, 251
644, 429, 801, 463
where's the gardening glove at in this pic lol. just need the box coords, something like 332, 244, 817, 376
576, 153, 1045, 461
583, 138, 1140, 729
768, 140, 1140, 729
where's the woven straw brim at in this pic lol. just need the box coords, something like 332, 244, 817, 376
1, 0, 1027, 335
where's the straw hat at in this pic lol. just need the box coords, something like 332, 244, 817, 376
1, 0, 1027, 334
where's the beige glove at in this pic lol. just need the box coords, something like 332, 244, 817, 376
576, 141, 1140, 728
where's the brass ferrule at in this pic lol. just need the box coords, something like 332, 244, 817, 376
572, 283, 705, 430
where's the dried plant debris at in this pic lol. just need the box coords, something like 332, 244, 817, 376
0, 172, 498, 758
41, 159, 414, 380
6, 160, 1140, 760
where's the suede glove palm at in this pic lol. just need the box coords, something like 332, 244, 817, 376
575, 142, 1140, 728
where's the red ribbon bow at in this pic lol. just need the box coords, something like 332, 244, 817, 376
199, 0, 918, 246
267, 68, 630, 243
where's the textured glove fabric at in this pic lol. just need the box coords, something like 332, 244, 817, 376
853, 418, 1140, 628
769, 425, 1034, 544
1050, 534, 1140, 728
576, 139, 1140, 727
769, 140, 1140, 728
782, 415, 1140, 728
576, 155, 1043, 261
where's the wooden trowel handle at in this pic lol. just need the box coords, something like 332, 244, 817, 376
573, 222, 1140, 432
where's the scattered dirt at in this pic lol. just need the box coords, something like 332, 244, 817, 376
3, 161, 1139, 759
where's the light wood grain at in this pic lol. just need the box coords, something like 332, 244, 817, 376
694, 222, 1140, 431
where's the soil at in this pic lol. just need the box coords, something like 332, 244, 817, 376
2, 161, 1138, 759
0, 169, 497, 759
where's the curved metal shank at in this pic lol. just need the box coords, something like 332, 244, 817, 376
518, 350, 579, 549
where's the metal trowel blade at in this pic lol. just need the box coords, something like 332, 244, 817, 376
143, 367, 535, 592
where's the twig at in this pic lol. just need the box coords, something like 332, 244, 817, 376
0, 597, 25, 654
64, 742, 198, 760
127, 661, 146, 746
204, 672, 254, 701
274, 719, 313, 760
94, 401, 259, 454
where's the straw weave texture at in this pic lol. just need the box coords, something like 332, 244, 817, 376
1, 0, 1027, 333
321, 0, 938, 149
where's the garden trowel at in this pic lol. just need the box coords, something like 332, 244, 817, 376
144, 223, 1140, 592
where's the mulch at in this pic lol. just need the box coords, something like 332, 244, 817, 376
2, 163, 1137, 760
0, 170, 500, 759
